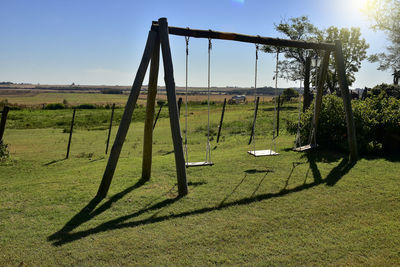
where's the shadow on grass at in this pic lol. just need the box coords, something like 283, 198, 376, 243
43, 158, 67, 166
48, 178, 148, 242
49, 154, 356, 247
262, 106, 297, 112
363, 152, 400, 163
282, 161, 307, 190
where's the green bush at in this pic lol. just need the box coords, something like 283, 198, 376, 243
45, 103, 65, 110
76, 104, 96, 109
157, 100, 165, 106
287, 94, 400, 154
0, 140, 10, 161
282, 88, 299, 101
101, 89, 123, 94
369, 83, 400, 99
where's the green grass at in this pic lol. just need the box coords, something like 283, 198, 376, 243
0, 92, 129, 107
1, 102, 399, 266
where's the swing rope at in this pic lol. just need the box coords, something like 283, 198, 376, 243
295, 75, 303, 148
308, 53, 319, 146
206, 37, 212, 163
271, 49, 280, 153
252, 43, 259, 154
184, 34, 190, 164
294, 52, 319, 151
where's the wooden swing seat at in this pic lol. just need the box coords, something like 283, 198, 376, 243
247, 150, 279, 157
293, 144, 319, 152
186, 161, 214, 168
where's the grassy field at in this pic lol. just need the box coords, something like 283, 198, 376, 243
0, 91, 263, 108
0, 100, 399, 266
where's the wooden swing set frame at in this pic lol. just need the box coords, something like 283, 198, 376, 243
96, 18, 358, 199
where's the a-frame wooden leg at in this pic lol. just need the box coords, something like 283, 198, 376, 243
142, 35, 160, 181
310, 50, 330, 144
334, 40, 358, 161
158, 17, 188, 196
96, 30, 158, 199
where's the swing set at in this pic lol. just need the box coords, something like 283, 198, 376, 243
96, 18, 358, 199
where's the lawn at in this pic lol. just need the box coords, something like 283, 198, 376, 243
0, 101, 399, 266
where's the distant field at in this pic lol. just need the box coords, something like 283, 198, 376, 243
0, 91, 274, 107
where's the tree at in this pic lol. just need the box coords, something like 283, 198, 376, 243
324, 27, 369, 93
262, 16, 322, 82
263, 16, 369, 94
365, 0, 400, 84
281, 88, 299, 101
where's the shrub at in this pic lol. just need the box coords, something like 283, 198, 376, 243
157, 100, 165, 106
76, 104, 96, 109
281, 88, 299, 101
200, 100, 215, 105
0, 140, 10, 161
45, 103, 65, 110
369, 83, 400, 99
101, 89, 123, 94
287, 94, 400, 154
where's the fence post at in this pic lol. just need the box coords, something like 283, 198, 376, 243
66, 108, 76, 159
216, 98, 226, 143
105, 103, 115, 154
0, 106, 10, 141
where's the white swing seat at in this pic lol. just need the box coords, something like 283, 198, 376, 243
186, 161, 214, 168
247, 150, 279, 157
293, 144, 319, 152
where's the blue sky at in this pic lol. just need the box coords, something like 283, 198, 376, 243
0, 0, 392, 88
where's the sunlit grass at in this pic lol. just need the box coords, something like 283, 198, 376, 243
1, 102, 399, 265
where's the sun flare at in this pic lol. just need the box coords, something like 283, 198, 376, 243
350, 0, 373, 13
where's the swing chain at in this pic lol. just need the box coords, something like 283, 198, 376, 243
252, 43, 260, 153
271, 49, 279, 154
206, 36, 212, 163
184, 33, 190, 164
295, 72, 303, 148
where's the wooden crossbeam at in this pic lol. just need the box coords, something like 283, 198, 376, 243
151, 22, 335, 51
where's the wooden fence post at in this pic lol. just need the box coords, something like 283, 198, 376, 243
96, 30, 157, 199
334, 40, 358, 161
276, 95, 280, 136
177, 97, 182, 118
153, 103, 164, 129
303, 56, 312, 112
0, 106, 10, 141
142, 35, 160, 181
105, 103, 115, 155
66, 108, 76, 159
249, 96, 260, 145
158, 17, 188, 196
216, 98, 226, 143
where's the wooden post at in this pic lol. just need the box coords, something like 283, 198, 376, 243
105, 103, 115, 155
216, 98, 226, 143
312, 50, 330, 144
177, 97, 182, 117
249, 96, 260, 145
0, 106, 10, 141
96, 30, 157, 199
334, 40, 358, 161
66, 108, 76, 159
158, 17, 188, 196
153, 103, 164, 129
276, 95, 280, 136
303, 56, 311, 112
142, 35, 160, 181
